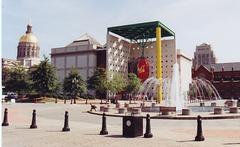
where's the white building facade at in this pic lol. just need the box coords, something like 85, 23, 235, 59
51, 34, 105, 82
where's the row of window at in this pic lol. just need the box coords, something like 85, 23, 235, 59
110, 47, 130, 54
17, 50, 39, 57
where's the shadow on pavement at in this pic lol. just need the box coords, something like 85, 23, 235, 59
104, 135, 124, 138
46, 130, 63, 133
176, 140, 195, 143
15, 127, 31, 129
84, 133, 99, 135
223, 143, 240, 146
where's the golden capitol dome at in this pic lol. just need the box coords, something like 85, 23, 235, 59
19, 24, 38, 43
17, 24, 40, 65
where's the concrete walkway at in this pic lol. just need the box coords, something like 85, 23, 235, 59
2, 103, 240, 147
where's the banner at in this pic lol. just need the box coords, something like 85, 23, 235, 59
137, 57, 149, 82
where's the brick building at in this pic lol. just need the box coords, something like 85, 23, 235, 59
192, 62, 240, 99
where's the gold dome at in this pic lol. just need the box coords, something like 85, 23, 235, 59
19, 24, 38, 43
19, 33, 38, 43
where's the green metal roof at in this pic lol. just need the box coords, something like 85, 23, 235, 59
107, 21, 175, 40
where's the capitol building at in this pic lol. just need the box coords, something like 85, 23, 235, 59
17, 24, 40, 67
2, 24, 40, 68
2, 24, 41, 84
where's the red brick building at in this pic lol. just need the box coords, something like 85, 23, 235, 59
192, 62, 240, 99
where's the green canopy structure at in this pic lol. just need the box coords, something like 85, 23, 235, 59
108, 21, 175, 40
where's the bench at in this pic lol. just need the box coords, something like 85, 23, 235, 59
159, 106, 176, 115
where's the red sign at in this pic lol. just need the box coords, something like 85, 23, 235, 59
137, 57, 149, 82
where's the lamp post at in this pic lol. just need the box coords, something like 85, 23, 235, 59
72, 78, 78, 104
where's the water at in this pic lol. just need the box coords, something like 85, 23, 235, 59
137, 63, 185, 110
190, 78, 221, 101
137, 63, 221, 111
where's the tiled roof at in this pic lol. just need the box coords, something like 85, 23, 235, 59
67, 33, 102, 47
205, 62, 240, 71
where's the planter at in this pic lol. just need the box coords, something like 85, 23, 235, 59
182, 109, 190, 115
116, 103, 121, 108
127, 107, 132, 112
162, 109, 169, 115
118, 108, 126, 114
100, 106, 105, 111
229, 107, 238, 113
214, 107, 222, 114
211, 102, 216, 107
151, 103, 156, 107
140, 103, 145, 107
103, 107, 109, 112
200, 102, 205, 107
132, 108, 141, 115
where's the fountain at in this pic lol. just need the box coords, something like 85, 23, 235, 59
189, 78, 221, 102
137, 63, 221, 111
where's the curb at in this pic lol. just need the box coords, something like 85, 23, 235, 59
87, 111, 240, 120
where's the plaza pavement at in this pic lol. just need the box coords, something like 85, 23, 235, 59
2, 102, 240, 147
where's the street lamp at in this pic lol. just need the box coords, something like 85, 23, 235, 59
72, 78, 78, 104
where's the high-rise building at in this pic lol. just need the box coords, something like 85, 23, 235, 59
192, 43, 216, 69
17, 24, 40, 67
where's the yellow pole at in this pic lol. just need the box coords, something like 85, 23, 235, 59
156, 26, 162, 103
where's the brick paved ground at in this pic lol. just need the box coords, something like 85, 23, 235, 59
2, 102, 240, 147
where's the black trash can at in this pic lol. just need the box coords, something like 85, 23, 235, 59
123, 116, 143, 137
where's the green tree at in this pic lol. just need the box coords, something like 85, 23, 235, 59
63, 68, 87, 104
30, 57, 58, 97
125, 73, 141, 103
5, 65, 32, 96
53, 82, 62, 103
2, 67, 10, 86
108, 73, 127, 102
87, 68, 108, 103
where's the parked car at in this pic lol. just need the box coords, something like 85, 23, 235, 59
5, 92, 18, 100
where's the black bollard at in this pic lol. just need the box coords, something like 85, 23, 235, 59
30, 109, 37, 129
2, 108, 9, 126
195, 115, 205, 141
62, 111, 70, 132
100, 113, 108, 135
144, 114, 153, 138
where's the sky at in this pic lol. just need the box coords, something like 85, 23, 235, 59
2, 0, 240, 63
